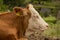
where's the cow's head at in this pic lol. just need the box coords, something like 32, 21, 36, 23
25, 4, 49, 35
27, 4, 49, 30
13, 4, 48, 36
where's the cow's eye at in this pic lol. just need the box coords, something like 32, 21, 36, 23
36, 16, 39, 18
33, 16, 39, 18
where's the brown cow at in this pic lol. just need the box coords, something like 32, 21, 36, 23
0, 4, 48, 40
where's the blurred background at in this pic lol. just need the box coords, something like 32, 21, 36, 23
0, 0, 60, 40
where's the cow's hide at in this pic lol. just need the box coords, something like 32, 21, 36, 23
0, 7, 31, 40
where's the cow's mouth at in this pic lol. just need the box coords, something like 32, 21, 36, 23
40, 29, 45, 32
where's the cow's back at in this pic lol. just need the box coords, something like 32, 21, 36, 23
0, 12, 17, 40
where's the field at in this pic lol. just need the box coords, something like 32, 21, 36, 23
43, 16, 60, 37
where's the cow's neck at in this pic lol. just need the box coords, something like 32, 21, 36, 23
0, 11, 30, 39
0, 12, 16, 27
14, 15, 30, 39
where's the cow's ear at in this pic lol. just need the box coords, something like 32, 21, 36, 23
13, 7, 23, 13
26, 5, 29, 9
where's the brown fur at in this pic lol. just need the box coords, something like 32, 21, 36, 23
0, 7, 31, 40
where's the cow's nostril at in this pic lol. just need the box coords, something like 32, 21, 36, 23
46, 25, 48, 27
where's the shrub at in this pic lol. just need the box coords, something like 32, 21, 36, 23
43, 16, 56, 24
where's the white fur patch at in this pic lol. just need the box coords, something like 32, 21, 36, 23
25, 4, 48, 36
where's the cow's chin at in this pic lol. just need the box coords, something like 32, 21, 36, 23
40, 29, 45, 32
40, 28, 47, 32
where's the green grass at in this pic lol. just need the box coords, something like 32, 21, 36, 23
43, 23, 60, 37
42, 16, 60, 37
43, 16, 56, 24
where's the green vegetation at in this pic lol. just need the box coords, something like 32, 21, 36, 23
43, 16, 56, 24
43, 22, 60, 37
43, 16, 60, 37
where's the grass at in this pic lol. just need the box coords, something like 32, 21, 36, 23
43, 16, 56, 24
42, 16, 60, 37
